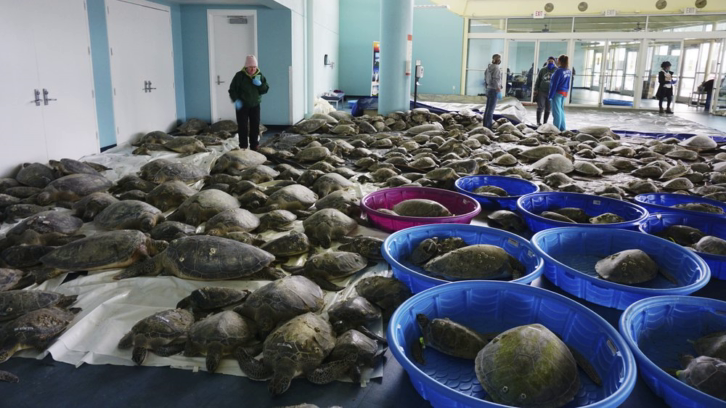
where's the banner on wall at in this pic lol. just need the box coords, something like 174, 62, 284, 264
371, 41, 380, 96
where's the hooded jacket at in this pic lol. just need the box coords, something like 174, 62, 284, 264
534, 66, 557, 93
485, 63, 502, 91
228, 68, 270, 108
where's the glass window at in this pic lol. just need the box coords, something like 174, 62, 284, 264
648, 15, 726, 32
574, 16, 647, 33
506, 18, 573, 33
469, 19, 506, 33
465, 39, 505, 95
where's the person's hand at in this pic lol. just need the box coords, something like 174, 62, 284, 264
252, 75, 262, 86
234, 99, 243, 110
533, 91, 538, 97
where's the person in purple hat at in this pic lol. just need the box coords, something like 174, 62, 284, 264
533, 56, 557, 126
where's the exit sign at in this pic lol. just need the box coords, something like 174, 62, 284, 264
533, 10, 546, 19
683, 7, 697, 14
604, 9, 617, 16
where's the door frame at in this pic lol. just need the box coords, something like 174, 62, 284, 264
207, 9, 258, 122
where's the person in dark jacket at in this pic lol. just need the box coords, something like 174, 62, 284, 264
534, 56, 557, 126
656, 61, 676, 114
702, 78, 715, 111
548, 55, 571, 132
228, 55, 270, 150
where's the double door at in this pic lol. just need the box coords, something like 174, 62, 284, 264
505, 40, 568, 103
0, 0, 99, 177
571, 40, 641, 108
107, 0, 177, 146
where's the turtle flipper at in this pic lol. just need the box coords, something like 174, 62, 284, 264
234, 348, 273, 381
153, 343, 185, 358
132, 346, 148, 365
568, 345, 602, 386
176, 295, 193, 310
30, 267, 64, 284
411, 337, 426, 365
306, 275, 345, 292
357, 325, 387, 345
205, 343, 223, 373
269, 371, 294, 395
56, 295, 79, 309
305, 353, 358, 385
659, 269, 679, 285
117, 332, 134, 349
113, 257, 161, 280
243, 266, 285, 281
0, 370, 19, 383
350, 364, 362, 384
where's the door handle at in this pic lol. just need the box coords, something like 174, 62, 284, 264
216, 75, 225, 85
147, 80, 156, 92
42, 89, 57, 105
31, 89, 41, 106
143, 81, 149, 92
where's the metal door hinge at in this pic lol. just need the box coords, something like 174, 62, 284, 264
31, 89, 42, 106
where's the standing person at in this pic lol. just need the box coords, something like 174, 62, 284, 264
484, 54, 502, 129
701, 78, 715, 112
534, 56, 557, 126
228, 55, 270, 150
548, 54, 572, 132
656, 61, 676, 114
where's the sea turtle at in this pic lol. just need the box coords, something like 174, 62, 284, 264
423, 245, 525, 281
132, 143, 169, 155
692, 236, 726, 255
411, 314, 493, 365
0, 307, 78, 382
117, 309, 195, 365
238, 165, 279, 184
255, 210, 297, 233
410, 238, 440, 265
160, 137, 208, 156
150, 221, 197, 241
487, 210, 527, 233
663, 178, 694, 191
184, 310, 258, 373
327, 329, 383, 384
95, 200, 164, 232
35, 230, 168, 283
541, 211, 576, 223
0, 290, 78, 321
297, 170, 325, 187
296, 147, 331, 163
167, 189, 240, 226
72, 192, 119, 221
625, 180, 659, 195
595, 249, 677, 285
392, 199, 452, 217
204, 208, 259, 236
36, 174, 113, 205
327, 296, 384, 343
669, 355, 726, 401
5, 211, 84, 246
295, 119, 328, 135
475, 324, 602, 408
338, 236, 384, 260
573, 161, 603, 177
531, 154, 574, 174
473, 186, 508, 197
631, 166, 664, 179
234, 276, 324, 337
260, 231, 312, 259
0, 269, 33, 292
519, 146, 566, 162
110, 175, 157, 195
257, 184, 318, 213
145, 181, 197, 212
139, 160, 207, 184
211, 149, 267, 174
4, 186, 42, 199
286, 251, 368, 291
673, 202, 725, 214
177, 118, 209, 135
312, 173, 354, 197
177, 287, 251, 317
132, 130, 173, 146
667, 149, 699, 161
211, 120, 238, 133
15, 163, 55, 188
303, 208, 357, 248
235, 312, 356, 395
680, 135, 717, 152
114, 235, 276, 281
0, 245, 56, 269
49, 158, 100, 176
543, 173, 574, 189
693, 331, 726, 360
589, 213, 625, 224
0, 194, 21, 210
314, 190, 360, 218
551, 208, 589, 224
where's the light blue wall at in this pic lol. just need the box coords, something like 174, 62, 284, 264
87, 0, 186, 148
338, 0, 464, 96
338, 0, 381, 96
180, 5, 292, 125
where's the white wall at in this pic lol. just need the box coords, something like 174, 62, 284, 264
312, 0, 339, 97
291, 8, 305, 123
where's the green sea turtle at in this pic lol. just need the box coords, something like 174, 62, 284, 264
256, 210, 297, 233
657, 225, 705, 246
0, 269, 33, 292
673, 203, 725, 214
49, 158, 101, 176
327, 329, 384, 383
423, 245, 525, 281
204, 208, 260, 236
327, 296, 384, 343
669, 355, 726, 401
314, 190, 361, 218
145, 181, 197, 212
176, 287, 251, 318
355, 276, 412, 320
303, 208, 357, 248
150, 221, 197, 241
692, 236, 726, 255
338, 236, 384, 260
595, 249, 677, 285
167, 189, 240, 226
184, 310, 259, 373
411, 314, 493, 365
117, 309, 195, 365
5, 211, 84, 245
0, 290, 78, 321
693, 331, 726, 360
15, 163, 55, 188
392, 199, 452, 217
177, 118, 209, 135
139, 160, 207, 184
589, 213, 625, 224
72, 192, 119, 221
260, 231, 311, 258
95, 200, 164, 232
285, 251, 368, 291
36, 174, 113, 205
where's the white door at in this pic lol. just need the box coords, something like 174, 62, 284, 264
107, 0, 176, 145
0, 1, 48, 176
34, 0, 99, 160
209, 11, 257, 123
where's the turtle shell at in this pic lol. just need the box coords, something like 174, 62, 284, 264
595, 249, 658, 284
204, 208, 259, 236
39, 230, 152, 271
677, 356, 726, 400
187, 310, 255, 349
312, 173, 354, 197
694, 331, 726, 360
95, 200, 163, 232
393, 199, 452, 217
424, 245, 525, 281
146, 181, 197, 212
119, 309, 194, 349
475, 324, 579, 408
168, 189, 240, 226
37, 174, 113, 205
0, 290, 77, 321
265, 184, 318, 211
303, 208, 357, 248
16, 163, 55, 188
6, 211, 83, 242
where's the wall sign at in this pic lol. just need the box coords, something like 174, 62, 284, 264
371, 41, 380, 97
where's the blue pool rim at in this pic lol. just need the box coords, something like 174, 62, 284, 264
382, 223, 545, 290
516, 192, 650, 230
531, 227, 711, 297
634, 193, 726, 219
619, 296, 726, 407
454, 175, 540, 211
388, 280, 638, 408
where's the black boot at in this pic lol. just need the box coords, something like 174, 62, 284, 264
543, 111, 550, 124
666, 106, 674, 114
659, 106, 664, 114
536, 111, 541, 126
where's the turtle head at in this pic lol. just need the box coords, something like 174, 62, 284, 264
148, 239, 169, 256
268, 368, 294, 395
416, 314, 430, 330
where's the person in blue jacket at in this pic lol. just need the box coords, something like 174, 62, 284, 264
548, 55, 571, 132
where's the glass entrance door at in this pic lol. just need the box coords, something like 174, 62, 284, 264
679, 39, 723, 108
572, 40, 606, 106
716, 42, 726, 114
639, 40, 682, 110
601, 40, 640, 108
506, 40, 536, 102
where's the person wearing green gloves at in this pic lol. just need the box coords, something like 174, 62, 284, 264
228, 55, 269, 150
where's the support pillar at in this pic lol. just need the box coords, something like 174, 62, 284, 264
378, 0, 413, 115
